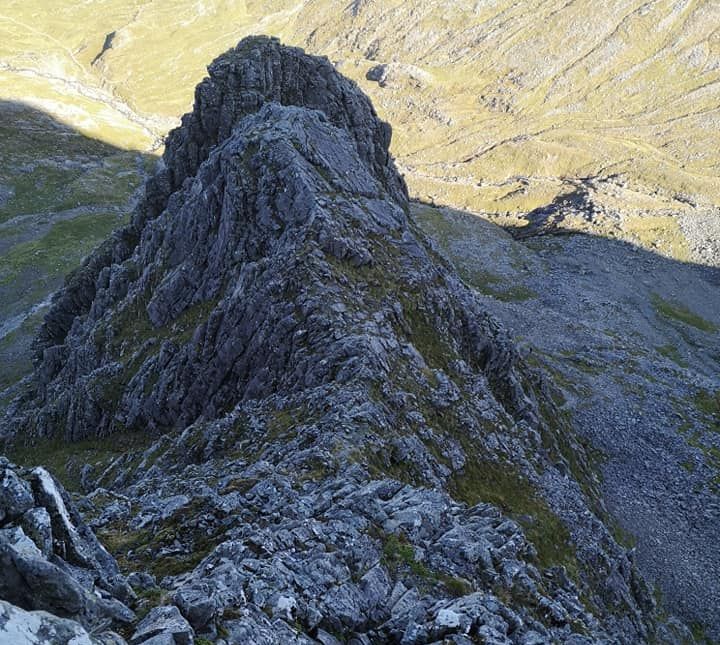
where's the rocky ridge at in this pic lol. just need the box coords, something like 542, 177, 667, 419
0, 37, 699, 643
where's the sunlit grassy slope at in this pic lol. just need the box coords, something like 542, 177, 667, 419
0, 0, 719, 394
3, 0, 719, 219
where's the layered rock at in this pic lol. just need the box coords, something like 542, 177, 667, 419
1, 37, 693, 643
0, 458, 133, 641
33, 36, 406, 355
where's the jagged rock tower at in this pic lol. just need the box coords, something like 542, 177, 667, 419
0, 37, 688, 644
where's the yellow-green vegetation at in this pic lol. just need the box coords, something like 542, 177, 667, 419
1, 0, 718, 405
413, 204, 537, 303
0, 308, 45, 391
109, 294, 220, 354
0, 104, 148, 224
2, 0, 719, 260
0, 101, 150, 407
97, 497, 223, 578
0, 212, 126, 290
399, 296, 458, 373
689, 621, 715, 645
382, 532, 473, 598
656, 344, 689, 368
695, 388, 720, 418
694, 389, 720, 433
449, 459, 579, 578
651, 294, 718, 333
621, 216, 691, 263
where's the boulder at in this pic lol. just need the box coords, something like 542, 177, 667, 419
173, 583, 215, 631
0, 599, 96, 645
130, 606, 194, 645
0, 469, 34, 522
0, 542, 86, 616
20, 507, 53, 556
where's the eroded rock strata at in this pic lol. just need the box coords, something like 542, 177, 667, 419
0, 37, 696, 644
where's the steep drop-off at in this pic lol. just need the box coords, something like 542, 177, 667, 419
0, 38, 702, 644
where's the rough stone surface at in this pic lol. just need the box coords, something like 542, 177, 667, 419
0, 460, 134, 636
20, 507, 52, 557
0, 468, 34, 521
0, 599, 96, 645
130, 605, 194, 645
415, 204, 720, 639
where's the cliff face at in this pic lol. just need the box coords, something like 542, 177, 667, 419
0, 37, 690, 643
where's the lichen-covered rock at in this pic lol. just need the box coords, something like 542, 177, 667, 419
173, 583, 216, 632
0, 468, 34, 522
0, 599, 96, 645
0, 598, 129, 644
0, 461, 133, 632
0, 539, 86, 616
20, 507, 52, 557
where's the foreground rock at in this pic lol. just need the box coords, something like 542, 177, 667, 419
0, 600, 97, 645
0, 459, 134, 637
0, 37, 699, 642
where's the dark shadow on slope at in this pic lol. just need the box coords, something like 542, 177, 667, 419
414, 202, 720, 640
0, 100, 156, 398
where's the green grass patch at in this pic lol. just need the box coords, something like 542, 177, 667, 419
6, 431, 152, 491
692, 389, 720, 435
694, 389, 720, 418
98, 497, 224, 579
0, 308, 45, 391
689, 621, 714, 644
399, 295, 458, 372
450, 459, 578, 577
0, 165, 83, 222
656, 344, 688, 368
651, 294, 717, 333
464, 268, 537, 302
486, 284, 537, 302
0, 211, 126, 287
382, 532, 472, 597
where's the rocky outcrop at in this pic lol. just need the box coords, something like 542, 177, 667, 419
0, 459, 134, 636
1, 37, 695, 643
0, 600, 101, 645
33, 36, 406, 358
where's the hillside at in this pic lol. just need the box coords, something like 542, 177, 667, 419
4, 1, 720, 232
0, 37, 710, 643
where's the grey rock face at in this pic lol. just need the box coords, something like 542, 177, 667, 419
0, 541, 86, 616
20, 507, 52, 557
0, 468, 34, 521
0, 599, 96, 645
33, 35, 406, 356
0, 461, 133, 636
1, 37, 695, 643
130, 606, 194, 645
173, 583, 215, 632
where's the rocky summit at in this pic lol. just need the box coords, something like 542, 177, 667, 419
0, 37, 710, 644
